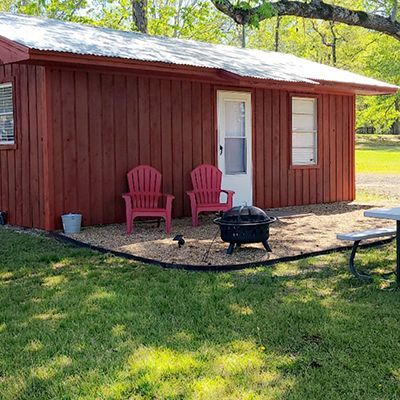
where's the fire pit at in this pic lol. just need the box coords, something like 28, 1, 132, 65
214, 205, 277, 254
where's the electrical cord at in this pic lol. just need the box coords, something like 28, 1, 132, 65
202, 228, 219, 264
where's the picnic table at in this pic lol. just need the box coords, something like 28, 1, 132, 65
364, 207, 400, 284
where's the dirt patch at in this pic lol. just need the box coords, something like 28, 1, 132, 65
357, 174, 400, 200
63, 202, 396, 266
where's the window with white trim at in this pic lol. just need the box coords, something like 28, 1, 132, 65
0, 82, 14, 145
292, 97, 317, 166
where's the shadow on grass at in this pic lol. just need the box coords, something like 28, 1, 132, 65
356, 145, 400, 152
1, 229, 400, 399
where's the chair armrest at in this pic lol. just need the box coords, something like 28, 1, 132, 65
122, 193, 132, 212
122, 192, 131, 200
221, 189, 234, 207
164, 194, 174, 210
186, 191, 197, 209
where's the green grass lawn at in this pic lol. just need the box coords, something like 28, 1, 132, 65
356, 134, 400, 174
2, 229, 400, 399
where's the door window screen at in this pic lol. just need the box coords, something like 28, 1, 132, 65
224, 100, 246, 174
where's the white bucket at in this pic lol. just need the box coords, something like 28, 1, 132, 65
61, 213, 82, 234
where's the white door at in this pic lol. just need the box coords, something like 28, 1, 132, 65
217, 91, 253, 206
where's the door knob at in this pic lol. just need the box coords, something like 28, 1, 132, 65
219, 145, 223, 155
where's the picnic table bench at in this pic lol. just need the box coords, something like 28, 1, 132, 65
337, 227, 397, 280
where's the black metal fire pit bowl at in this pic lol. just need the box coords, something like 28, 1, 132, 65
214, 205, 277, 255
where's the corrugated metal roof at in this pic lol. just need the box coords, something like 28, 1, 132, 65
0, 12, 398, 91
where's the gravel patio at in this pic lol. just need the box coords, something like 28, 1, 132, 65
62, 201, 396, 266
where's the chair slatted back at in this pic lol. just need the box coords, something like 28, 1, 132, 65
190, 164, 222, 204
127, 165, 162, 209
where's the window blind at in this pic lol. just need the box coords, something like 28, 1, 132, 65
292, 97, 317, 165
0, 83, 14, 145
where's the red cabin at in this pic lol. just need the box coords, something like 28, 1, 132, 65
0, 13, 398, 230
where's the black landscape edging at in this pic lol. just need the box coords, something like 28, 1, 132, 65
48, 231, 396, 272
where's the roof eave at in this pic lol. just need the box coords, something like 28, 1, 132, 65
26, 51, 324, 91
28, 49, 245, 84
15, 48, 399, 96
315, 79, 399, 96
22, 50, 322, 91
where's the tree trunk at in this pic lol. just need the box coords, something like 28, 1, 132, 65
393, 98, 400, 135
274, 16, 281, 52
132, 0, 148, 33
329, 22, 337, 66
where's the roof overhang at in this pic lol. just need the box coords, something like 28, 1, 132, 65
1, 37, 398, 96
314, 79, 398, 96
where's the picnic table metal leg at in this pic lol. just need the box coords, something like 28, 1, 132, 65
349, 240, 372, 281
397, 221, 400, 285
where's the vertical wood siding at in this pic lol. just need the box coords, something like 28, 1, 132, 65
46, 68, 217, 228
253, 89, 355, 208
0, 64, 46, 229
46, 68, 354, 229
0, 63, 355, 230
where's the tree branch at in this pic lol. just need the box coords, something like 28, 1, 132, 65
310, 20, 338, 65
310, 20, 330, 47
211, 0, 400, 41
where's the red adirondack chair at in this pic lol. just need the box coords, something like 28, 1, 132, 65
187, 164, 235, 227
122, 165, 174, 234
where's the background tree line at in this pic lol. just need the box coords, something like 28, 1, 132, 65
1, 0, 399, 134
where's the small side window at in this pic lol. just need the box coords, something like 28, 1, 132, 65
0, 82, 15, 145
292, 97, 317, 166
